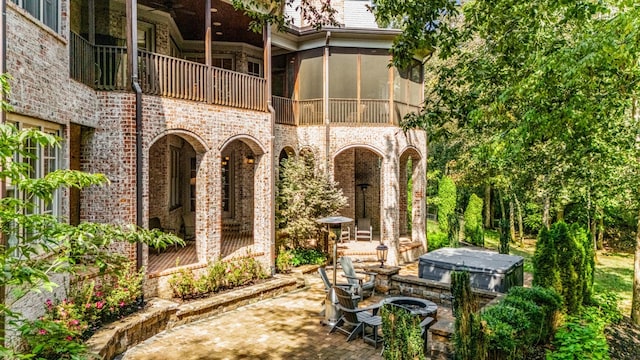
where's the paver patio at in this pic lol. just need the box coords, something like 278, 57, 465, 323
119, 272, 384, 360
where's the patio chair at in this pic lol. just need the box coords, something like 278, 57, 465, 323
330, 286, 383, 345
340, 226, 351, 243
318, 267, 360, 303
340, 256, 377, 298
355, 218, 372, 242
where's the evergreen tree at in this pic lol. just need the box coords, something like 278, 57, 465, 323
464, 194, 484, 246
438, 176, 456, 233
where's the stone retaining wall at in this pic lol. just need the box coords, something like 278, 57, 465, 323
87, 275, 305, 360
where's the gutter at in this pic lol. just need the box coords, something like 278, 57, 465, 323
264, 24, 276, 274
126, 0, 143, 270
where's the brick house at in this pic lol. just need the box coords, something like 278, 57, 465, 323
2, 0, 427, 298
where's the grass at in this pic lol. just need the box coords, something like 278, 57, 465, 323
425, 220, 634, 314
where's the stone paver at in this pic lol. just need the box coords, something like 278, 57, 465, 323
120, 273, 383, 360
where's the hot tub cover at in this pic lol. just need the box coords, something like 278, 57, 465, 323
419, 248, 524, 292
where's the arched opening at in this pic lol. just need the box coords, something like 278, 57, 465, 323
399, 148, 422, 240
219, 137, 265, 258
333, 146, 383, 242
147, 133, 201, 273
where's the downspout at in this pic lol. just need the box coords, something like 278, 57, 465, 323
323, 31, 331, 174
264, 23, 276, 274
0, 0, 7, 343
126, 0, 143, 270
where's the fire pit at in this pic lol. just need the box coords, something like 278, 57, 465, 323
382, 296, 438, 318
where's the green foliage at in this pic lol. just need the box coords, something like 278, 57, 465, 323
437, 176, 457, 233
482, 286, 562, 359
0, 115, 181, 356
276, 247, 326, 273
428, 232, 449, 252
381, 304, 426, 360
532, 227, 562, 295
533, 222, 594, 315
276, 152, 347, 248
231, 0, 338, 32
169, 256, 268, 300
447, 212, 460, 248
464, 194, 484, 246
452, 270, 486, 360
17, 263, 144, 359
547, 307, 610, 360
592, 292, 623, 325
498, 219, 509, 254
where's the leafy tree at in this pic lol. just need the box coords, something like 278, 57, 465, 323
276, 152, 347, 249
231, 0, 338, 32
370, 0, 640, 323
437, 176, 456, 233
0, 76, 181, 356
498, 219, 509, 254
464, 194, 483, 246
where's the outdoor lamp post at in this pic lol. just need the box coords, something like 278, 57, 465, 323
376, 242, 389, 268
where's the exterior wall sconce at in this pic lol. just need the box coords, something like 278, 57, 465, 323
376, 241, 389, 268
246, 155, 255, 164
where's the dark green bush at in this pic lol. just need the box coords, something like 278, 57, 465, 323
463, 194, 484, 246
448, 212, 460, 248
382, 304, 426, 360
438, 176, 457, 233
481, 286, 562, 359
532, 227, 561, 293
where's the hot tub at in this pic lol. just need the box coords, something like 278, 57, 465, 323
418, 248, 524, 293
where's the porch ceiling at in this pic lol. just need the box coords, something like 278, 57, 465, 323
138, 0, 262, 46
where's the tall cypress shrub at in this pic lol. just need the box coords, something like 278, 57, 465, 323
533, 227, 562, 296
448, 212, 460, 248
464, 194, 484, 246
533, 222, 592, 314
452, 270, 487, 360
498, 219, 510, 254
438, 176, 457, 233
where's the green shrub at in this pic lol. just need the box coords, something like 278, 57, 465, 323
481, 286, 562, 359
464, 194, 484, 246
547, 307, 609, 360
437, 176, 457, 233
534, 222, 593, 314
532, 226, 562, 293
452, 270, 486, 360
381, 304, 426, 360
428, 232, 449, 251
290, 248, 327, 266
592, 292, 622, 324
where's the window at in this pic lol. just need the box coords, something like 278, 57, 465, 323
169, 146, 181, 209
12, 0, 59, 32
137, 21, 155, 52
248, 59, 263, 77
212, 56, 234, 70
6, 120, 61, 218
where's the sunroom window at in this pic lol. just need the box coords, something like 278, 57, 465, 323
12, 0, 59, 32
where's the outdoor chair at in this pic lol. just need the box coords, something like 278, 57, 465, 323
340, 256, 377, 298
318, 267, 360, 303
340, 226, 351, 242
355, 218, 373, 242
331, 286, 383, 346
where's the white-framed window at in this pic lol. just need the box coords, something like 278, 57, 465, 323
11, 0, 59, 32
6, 119, 61, 218
248, 58, 263, 77
169, 146, 182, 209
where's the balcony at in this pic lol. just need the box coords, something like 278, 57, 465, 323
271, 97, 420, 126
70, 33, 420, 124
69, 32, 267, 112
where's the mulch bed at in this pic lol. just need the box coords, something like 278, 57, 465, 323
606, 316, 640, 360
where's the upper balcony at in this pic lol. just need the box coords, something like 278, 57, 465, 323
68, 1, 422, 125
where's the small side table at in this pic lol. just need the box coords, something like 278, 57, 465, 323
360, 312, 384, 349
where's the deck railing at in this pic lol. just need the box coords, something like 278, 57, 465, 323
70, 32, 420, 121
70, 32, 267, 112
